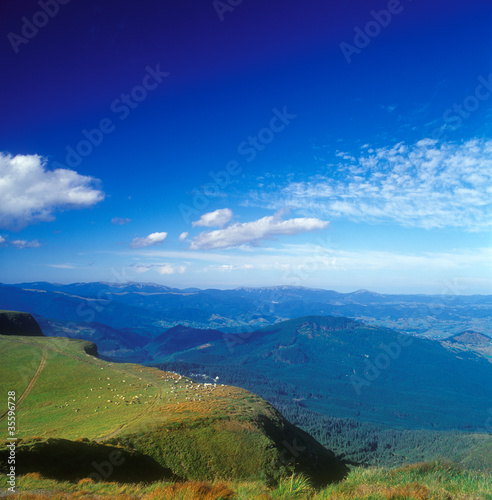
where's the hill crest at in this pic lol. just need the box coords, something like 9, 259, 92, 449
0, 335, 347, 484
448, 330, 491, 345
0, 310, 43, 337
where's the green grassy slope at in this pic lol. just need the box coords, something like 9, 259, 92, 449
0, 335, 347, 485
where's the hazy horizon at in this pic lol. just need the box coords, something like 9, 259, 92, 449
3, 280, 491, 297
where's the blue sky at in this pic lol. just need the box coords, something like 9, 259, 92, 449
0, 0, 491, 293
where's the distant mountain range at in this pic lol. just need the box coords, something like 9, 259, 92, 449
1, 282, 491, 343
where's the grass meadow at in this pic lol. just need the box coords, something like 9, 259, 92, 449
1, 460, 491, 499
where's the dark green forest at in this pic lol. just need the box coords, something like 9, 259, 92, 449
158, 361, 492, 472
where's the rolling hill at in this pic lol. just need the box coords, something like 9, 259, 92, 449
441, 329, 492, 362
141, 316, 492, 469
448, 330, 492, 345
0, 333, 347, 485
144, 316, 492, 432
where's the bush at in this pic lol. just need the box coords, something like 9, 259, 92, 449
272, 473, 312, 499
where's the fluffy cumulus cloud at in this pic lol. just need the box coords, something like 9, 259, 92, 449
111, 217, 131, 225
130, 231, 167, 249
249, 139, 492, 231
190, 212, 329, 250
0, 153, 104, 229
178, 232, 189, 241
192, 208, 233, 228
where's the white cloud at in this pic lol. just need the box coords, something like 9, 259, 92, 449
190, 213, 329, 250
205, 263, 254, 272
157, 264, 186, 275
133, 264, 151, 273
0, 153, 104, 229
130, 263, 186, 275
47, 263, 76, 269
132, 245, 492, 271
111, 217, 131, 225
248, 139, 492, 231
130, 232, 167, 249
192, 208, 233, 228
120, 245, 492, 291
0, 236, 40, 248
320, 247, 492, 271
179, 232, 189, 241
10, 239, 41, 249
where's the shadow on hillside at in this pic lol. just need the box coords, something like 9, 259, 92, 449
255, 414, 349, 486
0, 438, 179, 483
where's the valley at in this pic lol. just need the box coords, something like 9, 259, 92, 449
1, 285, 491, 498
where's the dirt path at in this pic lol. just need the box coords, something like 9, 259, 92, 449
17, 348, 47, 406
0, 347, 47, 422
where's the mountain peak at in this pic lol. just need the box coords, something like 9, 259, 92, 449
351, 289, 383, 296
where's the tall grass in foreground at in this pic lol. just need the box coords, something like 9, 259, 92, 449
2, 461, 491, 499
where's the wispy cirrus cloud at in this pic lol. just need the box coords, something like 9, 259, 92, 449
0, 235, 40, 248
248, 139, 492, 231
190, 211, 329, 250
10, 239, 41, 249
0, 153, 104, 230
111, 217, 131, 225
130, 231, 168, 249
204, 263, 254, 272
119, 244, 492, 279
131, 263, 186, 275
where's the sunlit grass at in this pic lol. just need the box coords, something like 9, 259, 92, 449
2, 460, 490, 500
316, 460, 492, 499
0, 336, 291, 484
0, 336, 269, 443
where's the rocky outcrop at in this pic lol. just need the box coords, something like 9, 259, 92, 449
0, 310, 44, 336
